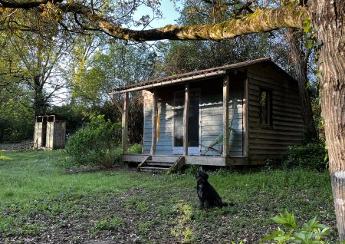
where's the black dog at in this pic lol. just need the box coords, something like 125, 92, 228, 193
196, 169, 226, 209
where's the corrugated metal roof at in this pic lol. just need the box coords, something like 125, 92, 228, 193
114, 57, 272, 93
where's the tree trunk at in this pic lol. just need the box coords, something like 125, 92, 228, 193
33, 75, 47, 117
286, 29, 317, 140
310, 0, 345, 239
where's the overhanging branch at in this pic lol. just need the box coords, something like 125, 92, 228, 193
0, 0, 310, 41
59, 3, 310, 41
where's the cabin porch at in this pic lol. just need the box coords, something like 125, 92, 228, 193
118, 69, 249, 169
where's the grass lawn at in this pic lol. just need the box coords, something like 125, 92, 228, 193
0, 150, 336, 243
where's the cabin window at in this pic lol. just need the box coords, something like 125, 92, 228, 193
259, 89, 272, 126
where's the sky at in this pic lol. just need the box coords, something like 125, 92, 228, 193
133, 0, 180, 28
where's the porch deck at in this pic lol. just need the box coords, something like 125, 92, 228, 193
123, 154, 247, 166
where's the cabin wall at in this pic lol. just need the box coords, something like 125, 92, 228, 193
199, 79, 243, 156
142, 90, 174, 155
142, 75, 244, 157
247, 65, 304, 164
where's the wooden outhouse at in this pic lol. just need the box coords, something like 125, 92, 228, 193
114, 58, 304, 171
33, 115, 66, 149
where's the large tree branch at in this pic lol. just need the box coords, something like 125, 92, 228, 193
59, 3, 309, 41
0, 0, 310, 41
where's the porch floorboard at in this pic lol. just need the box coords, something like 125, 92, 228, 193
122, 154, 247, 166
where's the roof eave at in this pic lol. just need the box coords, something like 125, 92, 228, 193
113, 69, 227, 94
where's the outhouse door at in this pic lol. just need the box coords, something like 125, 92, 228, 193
173, 90, 200, 155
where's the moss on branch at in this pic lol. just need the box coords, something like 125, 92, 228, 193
83, 5, 310, 41
1, 1, 310, 41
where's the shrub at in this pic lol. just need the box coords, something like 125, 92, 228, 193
283, 142, 328, 171
262, 211, 331, 243
65, 115, 121, 168
128, 143, 142, 154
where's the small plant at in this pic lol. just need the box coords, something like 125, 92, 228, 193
92, 216, 124, 233
0, 152, 12, 161
128, 143, 142, 154
65, 115, 121, 168
283, 142, 328, 171
262, 211, 331, 243
171, 201, 194, 243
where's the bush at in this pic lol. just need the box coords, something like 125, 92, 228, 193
65, 115, 121, 168
283, 142, 328, 171
128, 143, 142, 154
262, 211, 331, 243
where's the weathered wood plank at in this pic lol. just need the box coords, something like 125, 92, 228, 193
183, 84, 190, 156
123, 154, 150, 162
243, 78, 249, 157
122, 92, 129, 153
222, 74, 230, 157
150, 92, 157, 155
185, 156, 226, 166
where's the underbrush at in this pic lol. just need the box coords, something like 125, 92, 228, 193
283, 142, 328, 171
65, 115, 121, 168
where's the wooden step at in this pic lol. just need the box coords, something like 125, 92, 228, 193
140, 166, 170, 172
150, 155, 180, 163
146, 161, 174, 167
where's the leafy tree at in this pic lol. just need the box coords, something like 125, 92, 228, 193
161, 0, 272, 75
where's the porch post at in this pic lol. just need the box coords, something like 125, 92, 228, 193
122, 92, 129, 153
183, 84, 190, 156
150, 91, 157, 155
243, 78, 249, 157
223, 74, 229, 157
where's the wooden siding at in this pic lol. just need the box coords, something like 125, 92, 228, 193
247, 64, 304, 164
142, 77, 245, 157
199, 85, 244, 156
143, 90, 174, 155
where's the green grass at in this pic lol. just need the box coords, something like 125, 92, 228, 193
0, 150, 336, 243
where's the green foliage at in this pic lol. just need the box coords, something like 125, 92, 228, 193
262, 211, 331, 243
0, 152, 12, 161
48, 105, 86, 135
92, 216, 124, 233
70, 41, 156, 106
65, 115, 121, 168
0, 97, 34, 142
283, 142, 328, 171
171, 201, 194, 243
128, 143, 142, 154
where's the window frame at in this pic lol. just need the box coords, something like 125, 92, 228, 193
258, 88, 273, 128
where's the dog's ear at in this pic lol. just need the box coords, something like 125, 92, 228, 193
196, 167, 204, 179
203, 171, 209, 180
197, 168, 208, 180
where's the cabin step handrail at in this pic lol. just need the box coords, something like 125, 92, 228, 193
168, 156, 186, 174
137, 155, 151, 171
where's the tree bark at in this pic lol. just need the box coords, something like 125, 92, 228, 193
33, 75, 47, 117
286, 29, 317, 140
310, 0, 345, 239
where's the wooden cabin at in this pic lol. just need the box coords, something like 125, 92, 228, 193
114, 58, 304, 171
